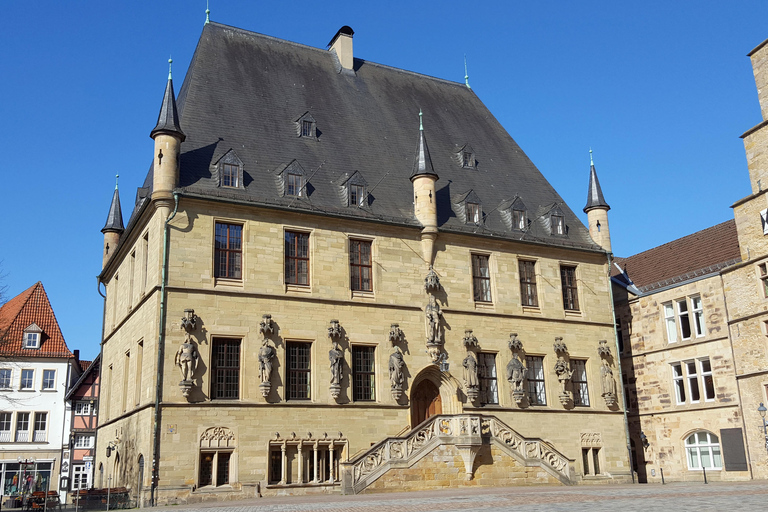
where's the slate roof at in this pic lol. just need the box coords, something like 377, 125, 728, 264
102, 186, 125, 233
130, 22, 601, 252
611, 220, 741, 293
0, 282, 74, 358
584, 163, 609, 213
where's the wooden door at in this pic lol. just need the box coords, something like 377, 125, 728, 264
411, 379, 442, 427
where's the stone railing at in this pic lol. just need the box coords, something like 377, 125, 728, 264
340, 414, 572, 494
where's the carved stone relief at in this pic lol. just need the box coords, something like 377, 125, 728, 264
389, 347, 406, 400
328, 320, 344, 400
462, 352, 479, 402
600, 360, 618, 407
176, 309, 199, 398
425, 294, 443, 363
507, 333, 526, 405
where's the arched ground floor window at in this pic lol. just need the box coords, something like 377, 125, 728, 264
685, 431, 722, 470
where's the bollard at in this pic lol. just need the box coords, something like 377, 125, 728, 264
660, 467, 665, 485
702, 466, 708, 484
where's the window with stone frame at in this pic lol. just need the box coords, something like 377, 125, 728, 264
582, 447, 601, 475
472, 254, 492, 303
571, 359, 590, 406
349, 239, 373, 292
0, 369, 11, 389
15, 412, 30, 442
214, 222, 243, 280
352, 346, 375, 401
759, 263, 768, 297
519, 260, 538, 307
287, 342, 311, 400
285, 231, 310, 286
685, 431, 722, 470
478, 352, 499, 405
211, 338, 240, 400
20, 369, 34, 390
526, 356, 546, 405
42, 370, 55, 390
663, 296, 705, 342
199, 451, 232, 487
0, 412, 11, 443
560, 265, 579, 311
672, 358, 715, 405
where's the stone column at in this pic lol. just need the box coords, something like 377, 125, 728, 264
280, 443, 287, 485
313, 443, 319, 483
328, 442, 335, 482
298, 441, 304, 484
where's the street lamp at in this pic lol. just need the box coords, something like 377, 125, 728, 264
758, 403, 768, 453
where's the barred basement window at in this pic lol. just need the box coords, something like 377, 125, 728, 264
211, 338, 240, 400
214, 222, 243, 279
287, 342, 311, 400
352, 346, 375, 401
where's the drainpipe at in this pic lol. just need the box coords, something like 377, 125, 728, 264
606, 252, 635, 483
150, 193, 179, 507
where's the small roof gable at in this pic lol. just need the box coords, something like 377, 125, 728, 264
66, 353, 101, 400
611, 220, 741, 293
0, 282, 73, 358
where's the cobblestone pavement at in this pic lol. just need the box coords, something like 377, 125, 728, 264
148, 481, 768, 512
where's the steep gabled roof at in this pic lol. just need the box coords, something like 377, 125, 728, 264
0, 282, 74, 358
128, 22, 601, 253
612, 220, 741, 294
66, 353, 101, 400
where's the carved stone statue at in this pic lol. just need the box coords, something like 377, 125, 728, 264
506, 354, 527, 392
329, 340, 343, 399
601, 360, 618, 406
425, 295, 443, 344
258, 339, 276, 384
175, 340, 198, 382
389, 348, 405, 400
554, 358, 573, 405
463, 352, 479, 402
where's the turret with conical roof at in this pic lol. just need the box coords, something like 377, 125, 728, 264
583, 149, 612, 252
102, 175, 124, 268
410, 110, 439, 266
151, 59, 185, 206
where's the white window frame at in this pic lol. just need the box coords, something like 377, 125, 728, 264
664, 296, 704, 343
33, 412, 47, 442
0, 412, 12, 443
74, 434, 95, 448
691, 296, 705, 337
700, 358, 715, 402
24, 332, 40, 349
74, 402, 92, 416
72, 464, 91, 490
672, 358, 715, 405
0, 368, 11, 389
677, 299, 692, 340
42, 369, 56, 390
15, 412, 30, 442
672, 362, 686, 404
20, 369, 34, 390
664, 302, 677, 343
685, 431, 722, 470
685, 360, 700, 403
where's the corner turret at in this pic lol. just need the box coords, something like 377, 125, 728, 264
583, 149, 612, 253
101, 175, 125, 268
150, 58, 185, 207
410, 110, 439, 266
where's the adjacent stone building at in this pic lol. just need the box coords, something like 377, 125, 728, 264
95, 21, 631, 503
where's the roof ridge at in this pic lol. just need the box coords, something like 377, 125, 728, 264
621, 219, 735, 260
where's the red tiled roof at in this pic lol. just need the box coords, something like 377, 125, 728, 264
0, 282, 74, 358
612, 220, 741, 291
79, 360, 93, 372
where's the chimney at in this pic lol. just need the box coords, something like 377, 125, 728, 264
74, 349, 80, 361
328, 26, 354, 71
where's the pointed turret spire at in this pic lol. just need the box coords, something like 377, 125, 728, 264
410, 110, 437, 180
583, 148, 610, 213
150, 58, 186, 142
102, 175, 125, 234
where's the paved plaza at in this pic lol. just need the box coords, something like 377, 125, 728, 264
148, 481, 768, 512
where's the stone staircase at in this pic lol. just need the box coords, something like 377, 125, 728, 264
340, 414, 574, 494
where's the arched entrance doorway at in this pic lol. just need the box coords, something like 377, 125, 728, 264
410, 379, 442, 426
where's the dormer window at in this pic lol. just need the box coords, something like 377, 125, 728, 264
296, 112, 317, 139
549, 205, 566, 236
513, 209, 526, 230
214, 150, 245, 189
349, 184, 365, 207
23, 324, 42, 349
287, 173, 304, 197
277, 160, 308, 198
455, 143, 476, 169
467, 202, 481, 224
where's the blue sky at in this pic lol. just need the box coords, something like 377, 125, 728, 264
1, 1, 767, 360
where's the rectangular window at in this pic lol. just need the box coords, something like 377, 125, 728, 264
691, 296, 705, 337
350, 239, 373, 292
0, 412, 11, 443
466, 203, 480, 223
571, 359, 590, 406
42, 370, 55, 390
199, 453, 214, 487
33, 413, 47, 442
560, 266, 579, 311
15, 412, 30, 442
513, 209, 526, 230
349, 184, 365, 206
472, 254, 492, 302
526, 356, 546, 406
129, 250, 136, 308
672, 363, 686, 404
302, 120, 313, 137
519, 260, 538, 307
760, 263, 768, 297
74, 402, 92, 416
664, 302, 677, 343
269, 449, 282, 484
478, 352, 499, 405
285, 231, 310, 286
74, 435, 95, 448
216, 452, 231, 486
552, 215, 565, 235
222, 163, 239, 187
463, 151, 474, 168
678, 299, 692, 339
24, 332, 40, 349
211, 339, 240, 400
352, 346, 375, 401
214, 222, 243, 279
20, 369, 34, 389
287, 342, 311, 400
72, 464, 91, 490
701, 358, 715, 401
616, 317, 625, 353
687, 361, 700, 402
135, 340, 144, 406
287, 173, 303, 197
673, 358, 715, 405
122, 351, 130, 412
582, 447, 602, 475
0, 369, 11, 388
